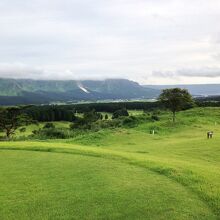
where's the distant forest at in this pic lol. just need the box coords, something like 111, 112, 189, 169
22, 102, 162, 122
20, 100, 220, 122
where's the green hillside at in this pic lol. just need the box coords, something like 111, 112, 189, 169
0, 78, 160, 105
0, 78, 79, 95
0, 107, 220, 219
0, 78, 158, 97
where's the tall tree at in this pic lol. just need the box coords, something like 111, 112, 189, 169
0, 107, 32, 138
159, 88, 194, 122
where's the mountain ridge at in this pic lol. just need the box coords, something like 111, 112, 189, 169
0, 78, 159, 105
144, 84, 220, 96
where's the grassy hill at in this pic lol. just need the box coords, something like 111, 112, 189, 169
0, 107, 220, 219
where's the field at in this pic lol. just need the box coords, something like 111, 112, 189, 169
0, 107, 220, 219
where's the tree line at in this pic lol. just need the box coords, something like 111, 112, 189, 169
0, 88, 195, 139
21, 102, 163, 122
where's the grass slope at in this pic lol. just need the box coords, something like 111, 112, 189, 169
0, 150, 214, 220
0, 107, 220, 219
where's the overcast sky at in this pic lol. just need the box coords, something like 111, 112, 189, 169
0, 0, 220, 84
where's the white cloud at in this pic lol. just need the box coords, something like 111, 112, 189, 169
153, 67, 220, 78
0, 63, 43, 79
0, 0, 220, 84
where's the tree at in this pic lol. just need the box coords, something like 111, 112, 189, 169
0, 107, 32, 138
83, 110, 102, 123
105, 114, 108, 120
159, 88, 194, 123
69, 117, 91, 130
100, 114, 103, 120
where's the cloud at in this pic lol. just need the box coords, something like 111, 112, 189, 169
178, 68, 220, 78
153, 67, 220, 78
0, 0, 220, 84
212, 53, 220, 61
0, 63, 43, 79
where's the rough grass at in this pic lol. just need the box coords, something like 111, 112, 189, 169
0, 107, 220, 219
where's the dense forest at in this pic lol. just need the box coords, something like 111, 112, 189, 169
21, 102, 162, 122
18, 99, 219, 122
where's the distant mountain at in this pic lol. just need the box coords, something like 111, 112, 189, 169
0, 78, 160, 105
144, 84, 220, 97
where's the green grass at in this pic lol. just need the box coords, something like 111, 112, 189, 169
1, 150, 215, 220
0, 107, 220, 219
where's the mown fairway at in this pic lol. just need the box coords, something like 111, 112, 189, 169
0, 107, 220, 219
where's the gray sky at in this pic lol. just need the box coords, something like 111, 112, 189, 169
0, 0, 220, 84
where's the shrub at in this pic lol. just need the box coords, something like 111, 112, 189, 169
105, 114, 108, 120
151, 115, 160, 121
112, 108, 129, 119
0, 135, 6, 141
122, 116, 138, 128
43, 122, 55, 129
70, 117, 91, 130
104, 119, 122, 128
32, 130, 38, 135
19, 127, 26, 133
31, 128, 76, 139
41, 128, 66, 139
84, 110, 102, 123
93, 118, 122, 129
70, 110, 103, 130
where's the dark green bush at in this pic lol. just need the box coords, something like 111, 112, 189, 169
151, 115, 160, 121
70, 117, 91, 130
70, 110, 103, 130
93, 118, 122, 129
122, 116, 138, 128
43, 128, 66, 139
0, 135, 5, 141
19, 127, 26, 132
32, 128, 76, 139
32, 130, 38, 135
43, 122, 55, 129
84, 110, 102, 123
112, 108, 129, 119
